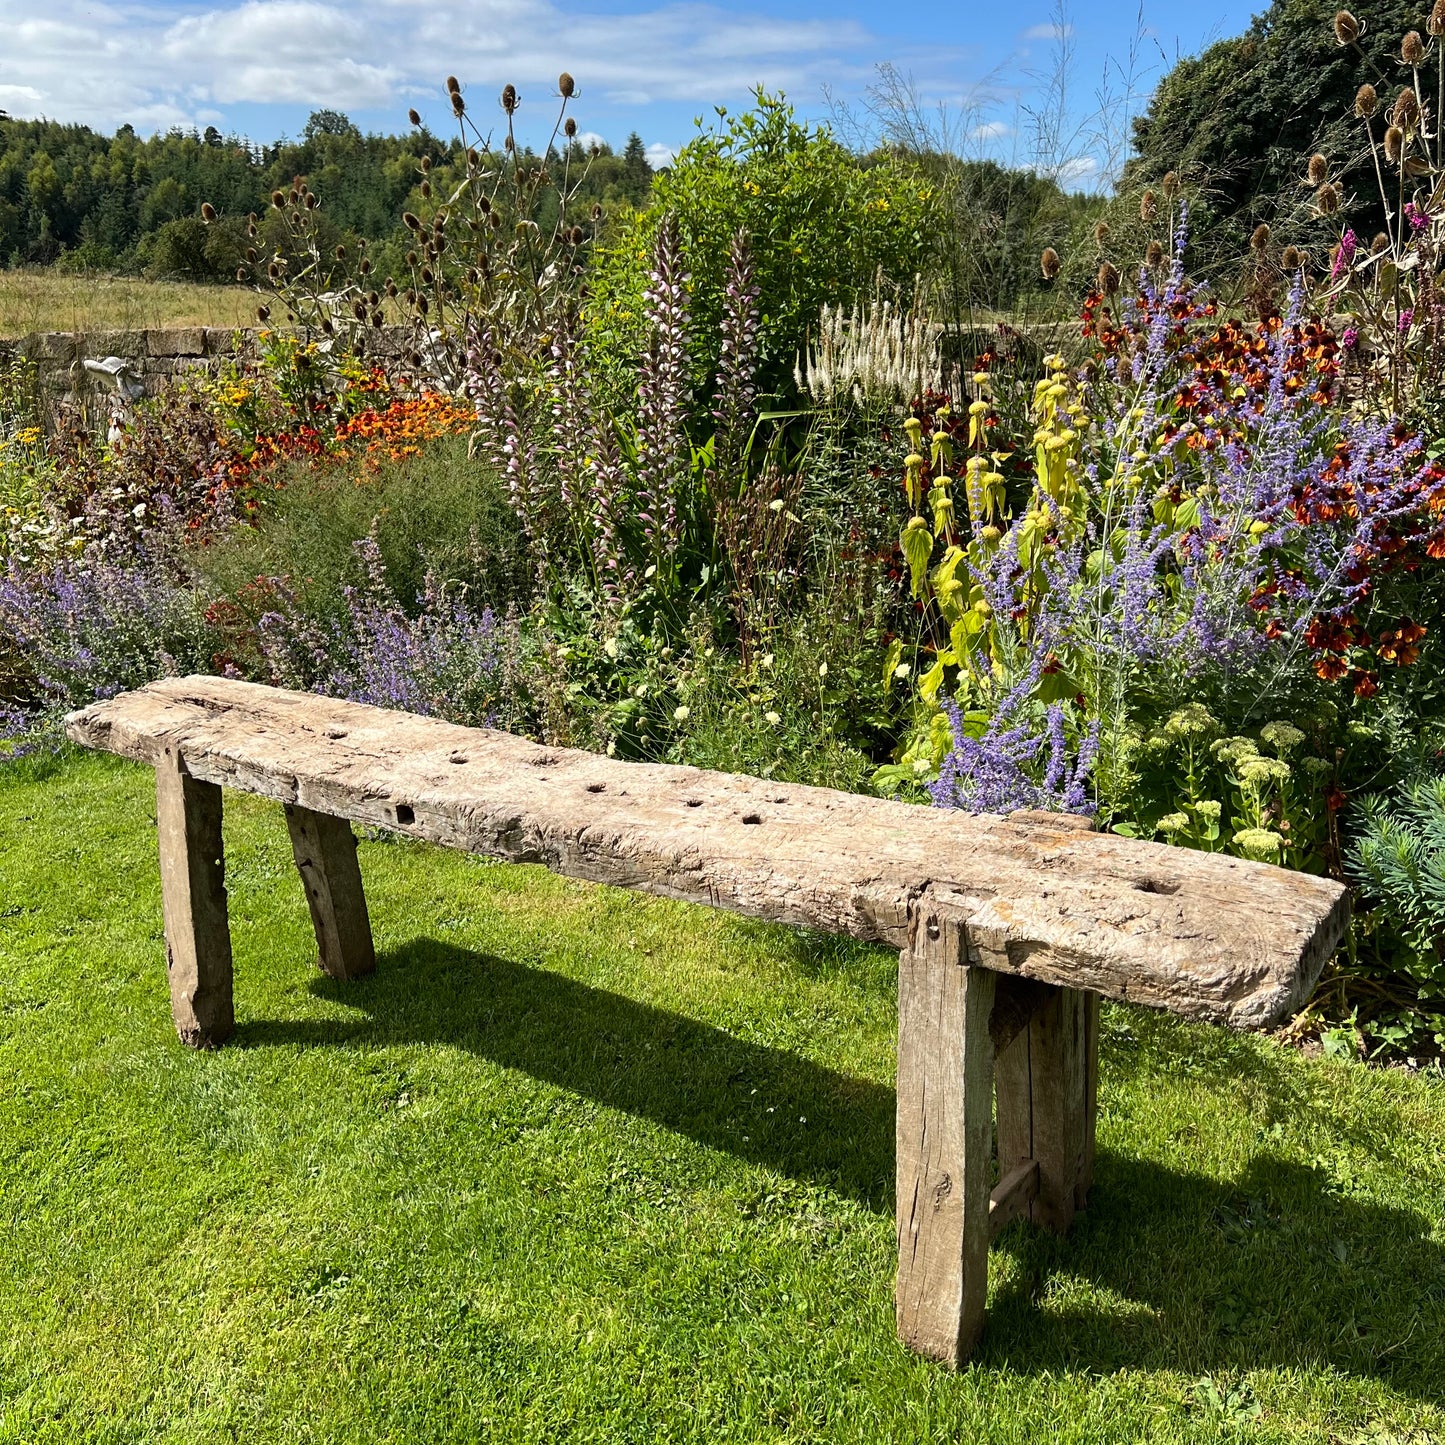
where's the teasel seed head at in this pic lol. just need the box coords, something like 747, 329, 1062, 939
306, 192, 318, 209
1431, 0, 1445, 37
1392, 87, 1420, 128
1315, 181, 1341, 215
446, 75, 460, 94
1139, 189, 1157, 221
267, 260, 280, 280
501, 83, 518, 114
1282, 243, 1303, 270
1162, 169, 1180, 198
1334, 9, 1359, 45
386, 278, 398, 297
452, 92, 465, 117
235, 266, 247, 282
372, 311, 384, 328
1385, 125, 1406, 162
592, 203, 603, 220
1097, 260, 1120, 295
359, 257, 372, 276
334, 244, 346, 260
271, 189, 285, 209
1355, 83, 1378, 118
1040, 246, 1061, 280
1093, 220, 1110, 245
256, 305, 270, 323
467, 147, 479, 165
558, 72, 575, 98
408, 108, 422, 126
504, 135, 515, 152
420, 180, 432, 199
1145, 239, 1164, 267
1403, 30, 1426, 64
321, 317, 334, 335
200, 201, 217, 224
1308, 152, 1329, 185
245, 246, 257, 262
564, 117, 577, 138
1250, 222, 1271, 251
1372, 231, 1389, 253
403, 211, 421, 231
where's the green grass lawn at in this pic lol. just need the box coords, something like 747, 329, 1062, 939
1, 753, 1443, 1443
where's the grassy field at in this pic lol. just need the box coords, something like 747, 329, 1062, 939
0, 270, 258, 338
1, 752, 1443, 1443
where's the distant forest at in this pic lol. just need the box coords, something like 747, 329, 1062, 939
0, 109, 657, 283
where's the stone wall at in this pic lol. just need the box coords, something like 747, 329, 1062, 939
0, 326, 414, 411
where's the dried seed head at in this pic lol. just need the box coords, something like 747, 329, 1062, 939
1140, 189, 1157, 221
569, 225, 585, 244
1355, 83, 1378, 118
235, 266, 247, 282
1162, 169, 1180, 198
1097, 260, 1120, 295
1431, 0, 1445, 37
1250, 222, 1271, 251
565, 117, 577, 138
452, 92, 466, 117
1315, 181, 1341, 215
1407, 153, 1433, 174
1334, 9, 1359, 45
446, 75, 460, 94
1392, 87, 1420, 128
467, 148, 480, 165
403, 211, 421, 230
271, 189, 285, 209
504, 135, 515, 152
1308, 152, 1329, 185
256, 305, 270, 323
501, 83, 518, 114
1040, 246, 1062, 280
305, 192, 318, 209
200, 201, 217, 223
558, 72, 575, 98
334, 244, 346, 260
1403, 30, 1426, 64
267, 260, 280, 280
592, 203, 603, 220
1093, 220, 1110, 245
245, 246, 257, 262
1282, 243, 1303, 270
1385, 124, 1406, 162
1372, 231, 1390, 253
408, 108, 422, 127
420, 180, 432, 199
1145, 239, 1164, 267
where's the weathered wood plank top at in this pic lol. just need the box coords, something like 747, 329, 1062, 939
66, 675, 1349, 1029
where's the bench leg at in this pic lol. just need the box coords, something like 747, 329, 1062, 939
995, 985, 1099, 1232
896, 910, 996, 1367
284, 804, 375, 981
156, 752, 234, 1048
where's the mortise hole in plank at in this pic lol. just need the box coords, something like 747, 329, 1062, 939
586, 782, 606, 793
395, 804, 415, 825
685, 799, 703, 808
741, 813, 763, 825
325, 728, 348, 740
1133, 877, 1180, 895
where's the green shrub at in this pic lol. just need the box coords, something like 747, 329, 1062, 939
189, 434, 529, 625
585, 93, 942, 403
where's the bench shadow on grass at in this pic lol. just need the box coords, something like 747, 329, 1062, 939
240, 937, 1444, 1396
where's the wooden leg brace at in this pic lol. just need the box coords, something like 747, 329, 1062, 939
156, 750, 234, 1048
895, 904, 1099, 1366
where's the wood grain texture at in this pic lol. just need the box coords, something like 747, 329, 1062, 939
154, 749, 233, 1047
988, 1160, 1041, 1240
284, 804, 375, 981
895, 909, 996, 1366
67, 675, 1350, 1028
994, 985, 1097, 1232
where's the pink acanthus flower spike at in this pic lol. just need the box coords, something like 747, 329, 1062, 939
1330, 229, 1356, 279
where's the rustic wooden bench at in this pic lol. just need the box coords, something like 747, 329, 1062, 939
66, 676, 1349, 1367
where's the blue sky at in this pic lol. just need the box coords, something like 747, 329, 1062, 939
0, 0, 1260, 183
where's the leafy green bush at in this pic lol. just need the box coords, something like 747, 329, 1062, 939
586, 93, 942, 402
190, 433, 529, 628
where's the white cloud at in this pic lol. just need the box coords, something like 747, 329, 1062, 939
646, 140, 677, 167
1021, 22, 1071, 41
1050, 155, 1099, 185
0, 0, 900, 134
971, 120, 1010, 141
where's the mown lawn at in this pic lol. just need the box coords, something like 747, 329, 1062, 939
1, 753, 1442, 1443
